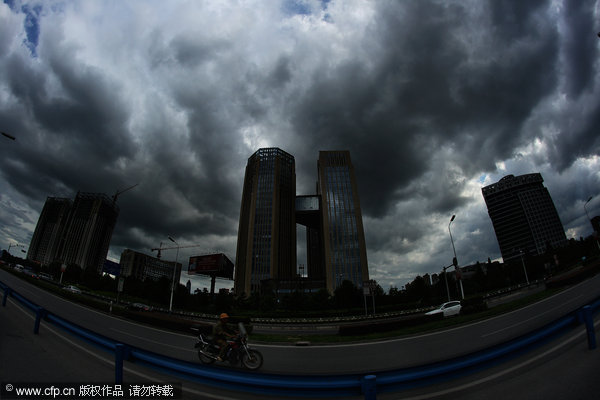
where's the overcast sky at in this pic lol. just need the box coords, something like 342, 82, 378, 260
1, 0, 599, 292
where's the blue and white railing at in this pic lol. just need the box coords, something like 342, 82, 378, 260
1, 280, 598, 399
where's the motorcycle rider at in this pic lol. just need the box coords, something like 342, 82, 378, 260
213, 313, 236, 361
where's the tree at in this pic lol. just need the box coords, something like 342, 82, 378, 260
333, 280, 362, 309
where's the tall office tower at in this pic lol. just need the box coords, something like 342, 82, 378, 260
234, 148, 296, 295
27, 197, 72, 266
59, 192, 120, 273
482, 173, 567, 262
317, 151, 369, 293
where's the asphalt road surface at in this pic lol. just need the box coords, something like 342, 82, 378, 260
2, 271, 600, 400
1, 268, 600, 376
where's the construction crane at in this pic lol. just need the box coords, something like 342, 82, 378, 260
1, 131, 16, 140
112, 183, 139, 203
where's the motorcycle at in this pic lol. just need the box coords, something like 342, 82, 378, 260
194, 322, 263, 370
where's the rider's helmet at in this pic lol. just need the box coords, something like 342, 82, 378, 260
219, 313, 229, 320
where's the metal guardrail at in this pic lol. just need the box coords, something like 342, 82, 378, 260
1, 279, 598, 399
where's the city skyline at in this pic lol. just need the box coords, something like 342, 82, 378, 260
1, 1, 600, 292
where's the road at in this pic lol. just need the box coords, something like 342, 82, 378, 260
1, 268, 600, 375
380, 318, 600, 400
0, 292, 265, 400
2, 271, 599, 400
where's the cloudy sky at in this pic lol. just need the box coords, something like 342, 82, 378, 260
1, 0, 599, 292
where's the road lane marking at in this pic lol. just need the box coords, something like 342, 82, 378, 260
399, 318, 600, 400
1, 270, 197, 339
110, 328, 196, 352
256, 277, 600, 349
6, 298, 240, 400
10, 294, 599, 400
481, 295, 584, 338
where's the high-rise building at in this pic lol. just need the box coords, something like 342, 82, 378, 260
234, 148, 369, 295
59, 192, 119, 273
27, 192, 119, 273
317, 151, 369, 293
482, 173, 567, 261
27, 197, 72, 266
234, 148, 296, 295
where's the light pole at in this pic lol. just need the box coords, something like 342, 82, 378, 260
520, 250, 530, 285
448, 215, 464, 299
168, 236, 180, 313
584, 196, 600, 250
441, 264, 452, 302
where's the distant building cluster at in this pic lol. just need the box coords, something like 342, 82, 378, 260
119, 249, 182, 283
24, 159, 579, 300
234, 148, 369, 295
482, 173, 568, 261
27, 192, 119, 273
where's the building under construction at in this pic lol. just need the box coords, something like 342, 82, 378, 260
119, 249, 182, 283
27, 192, 120, 273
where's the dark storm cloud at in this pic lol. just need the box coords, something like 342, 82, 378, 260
1, 0, 599, 289
562, 0, 597, 98
1, 37, 135, 204
291, 0, 560, 221
291, 61, 429, 217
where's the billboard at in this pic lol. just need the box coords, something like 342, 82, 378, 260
188, 253, 234, 280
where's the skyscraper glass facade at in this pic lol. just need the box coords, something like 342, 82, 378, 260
234, 148, 368, 295
235, 148, 296, 295
318, 151, 369, 292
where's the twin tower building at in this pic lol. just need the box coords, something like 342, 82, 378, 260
234, 148, 369, 296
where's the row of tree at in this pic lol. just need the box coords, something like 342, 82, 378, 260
2, 235, 598, 317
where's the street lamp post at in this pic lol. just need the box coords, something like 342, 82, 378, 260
520, 250, 530, 285
441, 265, 452, 302
448, 215, 464, 299
584, 196, 600, 251
168, 236, 180, 313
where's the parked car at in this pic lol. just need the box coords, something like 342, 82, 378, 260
63, 285, 82, 294
128, 303, 152, 312
425, 301, 462, 317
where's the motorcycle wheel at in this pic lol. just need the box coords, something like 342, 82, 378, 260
197, 346, 216, 364
241, 349, 263, 370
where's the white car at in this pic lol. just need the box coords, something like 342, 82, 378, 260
425, 301, 462, 317
63, 285, 82, 294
